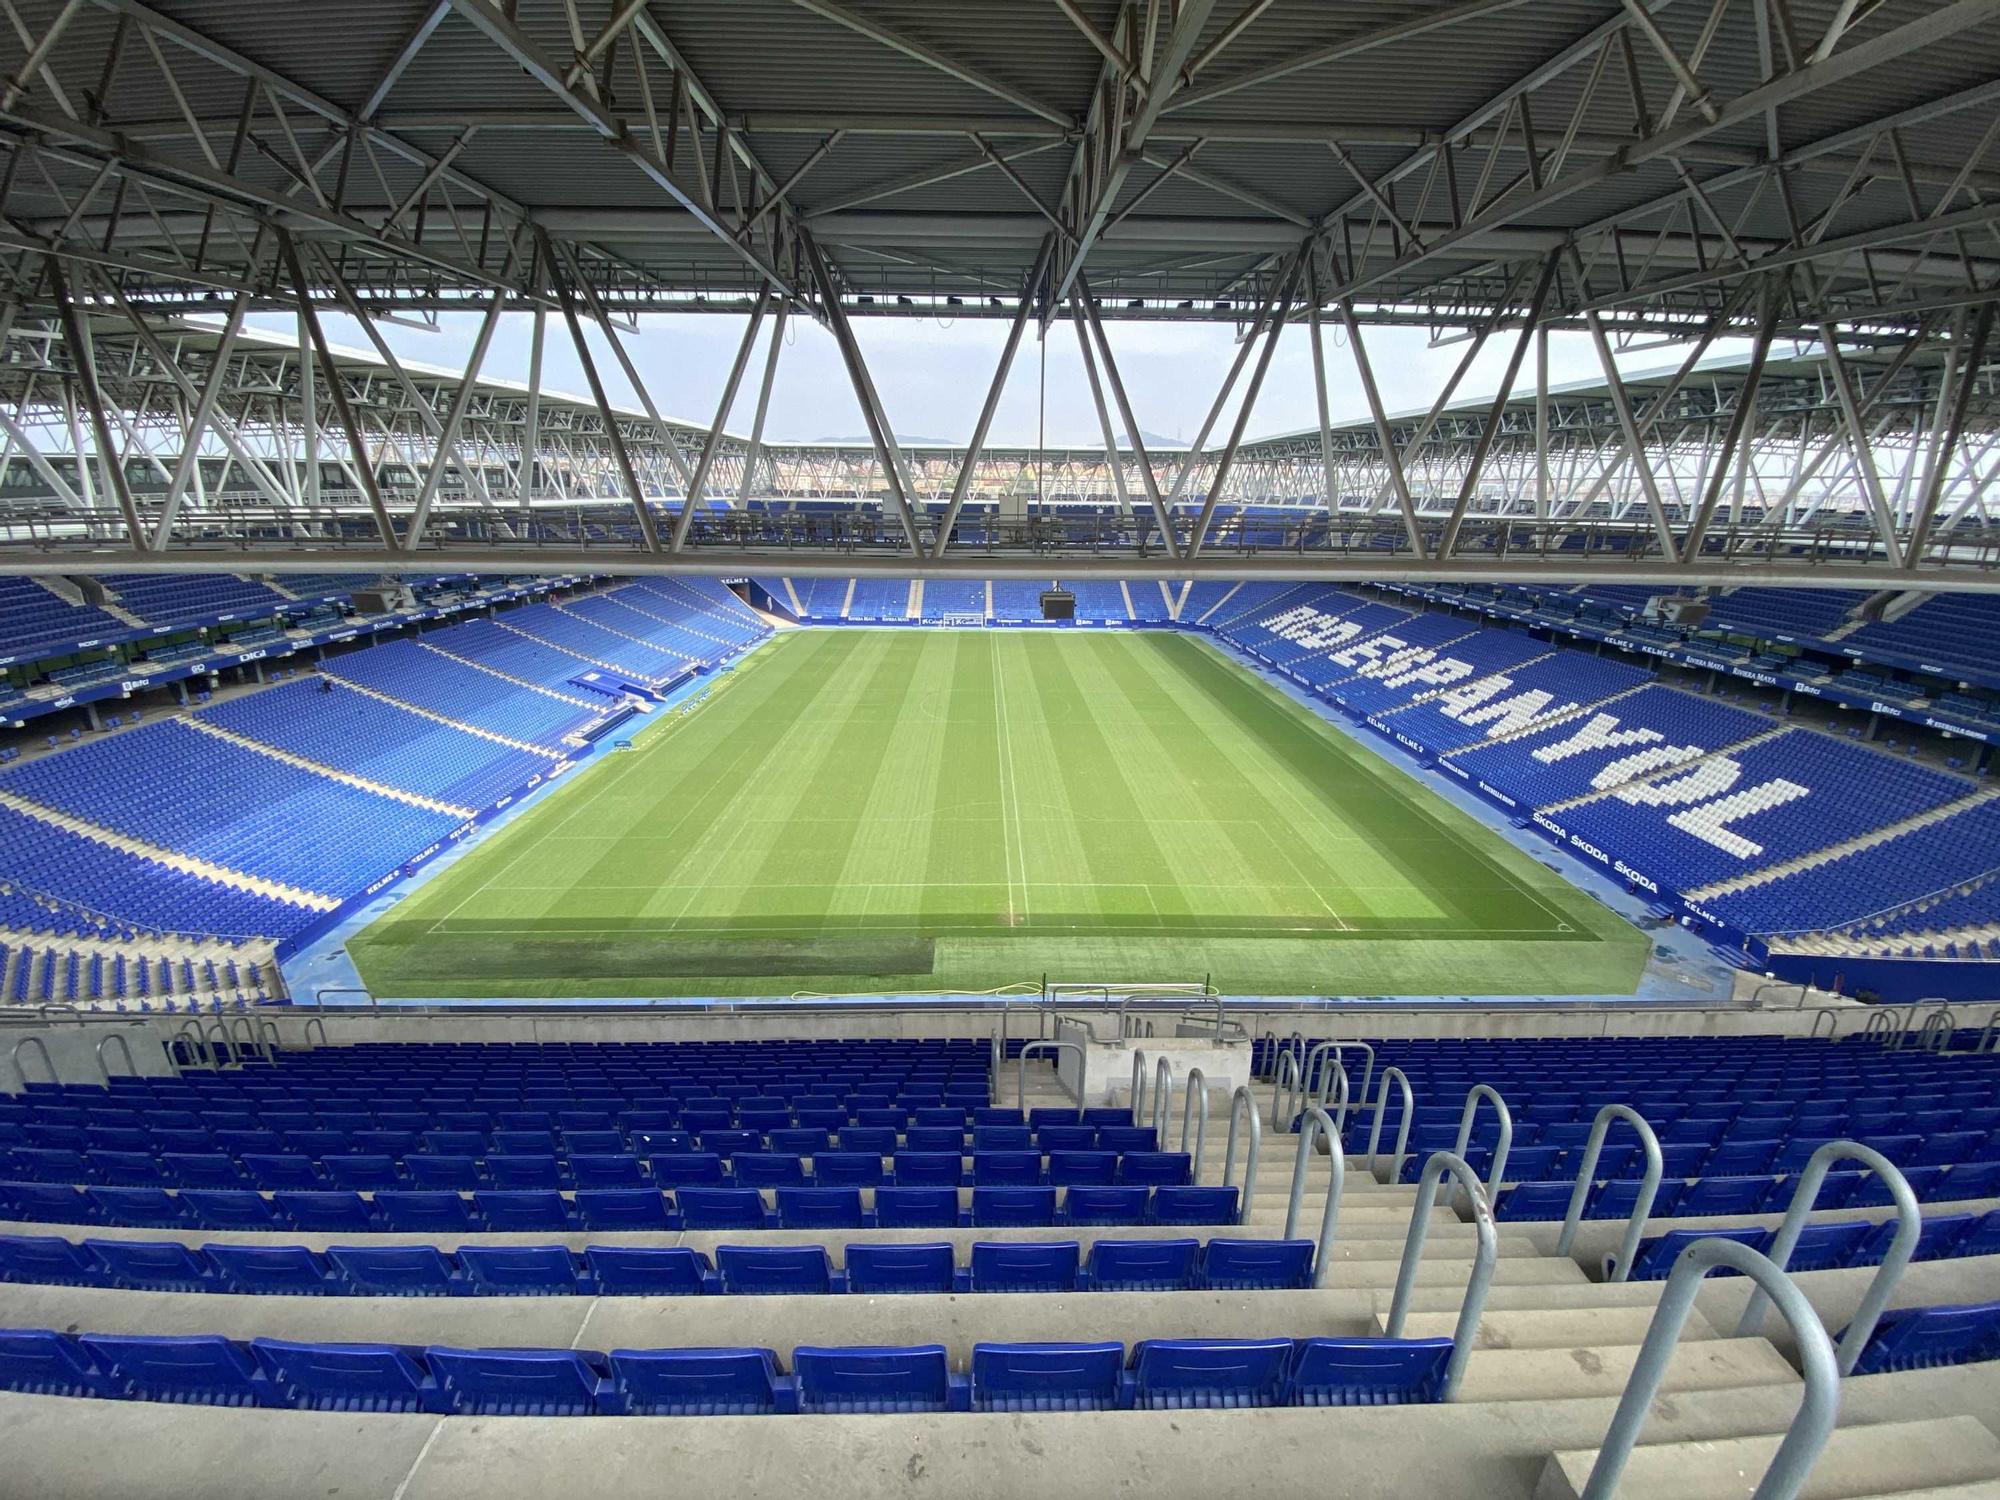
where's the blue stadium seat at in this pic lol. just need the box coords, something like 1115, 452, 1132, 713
86, 1186, 190, 1227
568, 1155, 645, 1189
1935, 1163, 2000, 1201
968, 1240, 1079, 1293
277, 1191, 375, 1233
1129, 1338, 1292, 1410
845, 1241, 955, 1295
904, 1127, 965, 1153
1098, 1126, 1157, 1152
716, 1245, 834, 1295
584, 1246, 712, 1297
207, 1244, 336, 1296
163, 1154, 243, 1189
1846, 1300, 2000, 1375
893, 1152, 963, 1186
329, 1245, 463, 1297
3, 1184, 95, 1223
1955, 1212, 2000, 1259
1284, 1338, 1453, 1406
1063, 1185, 1149, 1225
325, 1156, 401, 1192
1200, 1239, 1315, 1291
486, 1155, 564, 1190
1119, 1152, 1193, 1186
251, 1339, 444, 1412
1047, 1151, 1119, 1186
407, 1156, 481, 1191
426, 1346, 615, 1415
610, 1347, 787, 1415
182, 1190, 282, 1230
973, 1126, 1032, 1151
244, 1154, 324, 1191
1626, 1225, 1767, 1281
575, 1190, 674, 1231
875, 1186, 960, 1228
80, 1333, 280, 1406
811, 1152, 884, 1186
1496, 1182, 1574, 1221
86, 1238, 213, 1292
0, 1329, 115, 1397
676, 1187, 769, 1230
972, 1151, 1043, 1185
473, 1190, 572, 1231
733, 1153, 806, 1187
776, 1186, 866, 1228
1589, 1179, 1684, 1220
1777, 1219, 1875, 1272
1857, 1213, 1976, 1265
971, 1342, 1124, 1412
793, 1345, 964, 1413
460, 1245, 581, 1296
1678, 1176, 1777, 1217
1085, 1238, 1199, 1291
376, 1191, 479, 1232
649, 1153, 726, 1187
836, 1127, 897, 1156
0, 1234, 103, 1286
1151, 1186, 1239, 1225
973, 1186, 1057, 1226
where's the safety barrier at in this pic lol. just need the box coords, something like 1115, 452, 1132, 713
1442, 1084, 1512, 1207
302, 1017, 328, 1048
1363, 1066, 1415, 1183
1976, 1005, 2000, 1055
170, 1019, 211, 1071
1914, 1006, 1957, 1054
1806, 1007, 1841, 1042
8, 1035, 56, 1091
1555, 1104, 1663, 1284
94, 1032, 139, 1085
1283, 1104, 1344, 1287
1270, 1048, 1303, 1128
1016, 1040, 1085, 1110
1149, 1056, 1172, 1138
1179, 1066, 1209, 1186
1222, 1084, 1261, 1227
1129, 1050, 1149, 1121
1861, 1007, 1900, 1045
1302, 1040, 1351, 1127
1740, 1139, 1921, 1375
1574, 1237, 1838, 1500
1382, 1150, 1497, 1402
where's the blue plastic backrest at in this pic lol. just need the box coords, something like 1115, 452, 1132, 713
812, 1152, 884, 1186
732, 1153, 806, 1187
1680, 1176, 1776, 1217
486, 1155, 563, 1188
1200, 1239, 1315, 1291
837, 1127, 897, 1155
649, 1152, 726, 1187
205, 1244, 333, 1295
1496, 1181, 1575, 1222
376, 1192, 476, 1231
328, 1244, 461, 1297
968, 1240, 1079, 1292
1955, 1212, 2000, 1259
407, 1156, 481, 1190
893, 1152, 963, 1186
0, 1233, 101, 1283
181, 1190, 281, 1229
676, 1188, 769, 1230
972, 1186, 1057, 1227
776, 1187, 865, 1229
610, 1347, 785, 1415
1150, 1186, 1239, 1225
426, 1346, 610, 1415
1086, 1238, 1199, 1290
575, 1190, 674, 1231
459, 1245, 580, 1296
793, 1345, 956, 1414
1863, 1213, 1976, 1265
1119, 1152, 1192, 1186
86, 1186, 189, 1226
1098, 1126, 1157, 1152
1129, 1338, 1292, 1410
276, 1191, 374, 1231
1847, 1299, 2000, 1376
250, 1339, 440, 1412
79, 1333, 276, 1407
973, 1126, 1032, 1151
972, 1151, 1043, 1185
875, 1186, 960, 1228
844, 1241, 955, 1295
1628, 1225, 1767, 1281
1285, 1338, 1453, 1406
972, 1342, 1124, 1412
1047, 1151, 1119, 1186
716, 1244, 833, 1295
86, 1238, 211, 1288
0, 1328, 113, 1397
1063, 1185, 1149, 1225
568, 1155, 644, 1187
584, 1246, 711, 1297
1782, 1219, 1875, 1272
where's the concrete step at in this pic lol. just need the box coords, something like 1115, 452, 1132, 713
1536, 1415, 2000, 1500
1389, 1304, 1728, 1349
1453, 1336, 1797, 1404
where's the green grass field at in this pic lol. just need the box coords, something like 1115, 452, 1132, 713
349, 629, 1650, 998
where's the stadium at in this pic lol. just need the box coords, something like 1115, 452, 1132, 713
0, 0, 1998, 1494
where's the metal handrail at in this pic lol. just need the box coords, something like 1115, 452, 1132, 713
1284, 1105, 1345, 1287
1335, 1040, 1376, 1123
1179, 1066, 1209, 1185
1976, 1006, 2000, 1055
1254, 1030, 1276, 1079
1130, 1049, 1149, 1121
95, 1032, 138, 1084
1017, 1040, 1085, 1110
8, 1035, 57, 1090
1860, 1007, 1901, 1045
311, 987, 378, 1010
1302, 1040, 1353, 1125
258, 1019, 281, 1057
230, 1014, 260, 1062
302, 1017, 328, 1048
1805, 1007, 1841, 1041
1221, 1084, 1261, 1227
1363, 1066, 1415, 1183
1915, 1005, 1956, 1053
1576, 1237, 1839, 1500
1151, 1055, 1172, 1137
1556, 1104, 1664, 1284
1444, 1083, 1513, 1206
205, 1019, 233, 1066
1382, 1150, 1498, 1402
1739, 1139, 1920, 1375
1271, 1049, 1301, 1129
173, 1019, 212, 1069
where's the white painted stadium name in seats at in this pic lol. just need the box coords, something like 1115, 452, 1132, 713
1612, 758, 1809, 859
1432, 675, 1572, 739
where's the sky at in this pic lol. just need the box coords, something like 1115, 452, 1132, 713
247, 304, 1761, 451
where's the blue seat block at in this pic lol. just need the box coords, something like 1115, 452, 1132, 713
1678, 1176, 1777, 1218
325, 1156, 401, 1192
406, 1156, 481, 1191
182, 1190, 281, 1230
251, 1339, 444, 1412
485, 1155, 563, 1190
972, 1151, 1042, 1186
968, 1240, 1079, 1293
584, 1246, 713, 1297
1285, 1338, 1453, 1406
972, 1186, 1056, 1227
776, 1187, 866, 1229
845, 1241, 955, 1295
1129, 1338, 1292, 1410
0, 1233, 104, 1285
163, 1154, 243, 1189
676, 1188, 769, 1231
0, 1329, 115, 1397
611, 1346, 788, 1415
472, 1191, 572, 1231
1200, 1239, 1315, 1291
972, 1342, 1124, 1412
207, 1244, 337, 1296
1151, 1186, 1238, 1225
568, 1155, 644, 1189
811, 1152, 884, 1187
1589, 1179, 1684, 1221
4, 1184, 96, 1223
426, 1346, 617, 1415
793, 1345, 965, 1414
1846, 1300, 2000, 1375
1777, 1219, 1874, 1273
328, 1245, 464, 1297
460, 1245, 581, 1296
733, 1153, 806, 1188
1954, 1212, 2000, 1260
892, 1152, 963, 1186
649, 1153, 726, 1187
1626, 1225, 1767, 1281
80, 1333, 279, 1407
1098, 1126, 1157, 1153
1085, 1237, 1199, 1291
85, 1186, 190, 1228
1496, 1182, 1574, 1222
1063, 1186, 1149, 1225
276, 1191, 375, 1233
716, 1244, 835, 1295
1119, 1152, 1192, 1186
1858, 1213, 1977, 1266
575, 1190, 675, 1232
874, 1186, 960, 1228
1047, 1151, 1118, 1187
87, 1237, 213, 1292
1936, 1162, 2000, 1202
376, 1192, 478, 1233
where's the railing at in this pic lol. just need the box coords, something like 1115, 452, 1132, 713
171, 1019, 212, 1070
1914, 1005, 1956, 1053
231, 1014, 266, 1063
1740, 1139, 1920, 1375
1443, 1084, 1512, 1207
311, 988, 379, 1010
8, 1035, 56, 1090
1180, 1066, 1209, 1185
205, 1019, 233, 1066
1129, 1049, 1149, 1120
94, 1032, 139, 1084
1270, 1048, 1302, 1128
1016, 1040, 1084, 1110
302, 1017, 328, 1048
259, 1019, 281, 1056
1150, 1056, 1173, 1138
1574, 1237, 1839, 1500
1555, 1104, 1664, 1284
1805, 1007, 1842, 1041
1382, 1151, 1498, 1402
1363, 1066, 1415, 1183
1860, 1007, 1901, 1044
1977, 1007, 2000, 1056
1221, 1085, 1261, 1227
1302, 1040, 1355, 1128
1284, 1105, 1345, 1287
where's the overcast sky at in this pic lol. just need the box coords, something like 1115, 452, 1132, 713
249, 306, 1761, 450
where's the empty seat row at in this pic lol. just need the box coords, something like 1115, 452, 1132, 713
0, 1329, 1453, 1413
0, 1183, 1240, 1232
0, 1234, 1310, 1296
1496, 1162, 2000, 1222
1623, 1210, 2000, 1281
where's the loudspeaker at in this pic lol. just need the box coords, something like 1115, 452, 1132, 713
1040, 589, 1075, 621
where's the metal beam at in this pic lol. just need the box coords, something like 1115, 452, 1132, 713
403, 287, 505, 549
672, 290, 771, 550
1074, 278, 1185, 561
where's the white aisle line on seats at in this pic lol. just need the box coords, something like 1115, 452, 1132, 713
325, 677, 556, 760
416, 642, 599, 710
176, 717, 473, 820
1686, 785, 2000, 900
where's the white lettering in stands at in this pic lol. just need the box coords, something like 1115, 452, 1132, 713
1530, 712, 1663, 765
1666, 780, 1810, 858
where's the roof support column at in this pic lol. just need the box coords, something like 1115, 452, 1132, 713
673, 289, 772, 550
1907, 298, 1994, 566
404, 287, 506, 549
739, 299, 788, 507
152, 284, 252, 550
1818, 319, 1908, 567
520, 304, 545, 516
1305, 261, 1339, 524
1335, 291, 1427, 558
1682, 285, 1781, 561
1188, 252, 1305, 557
1071, 301, 1133, 516
805, 238, 922, 553
1074, 276, 1184, 562
48, 256, 144, 546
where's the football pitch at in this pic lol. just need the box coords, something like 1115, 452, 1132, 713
350, 629, 1650, 998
